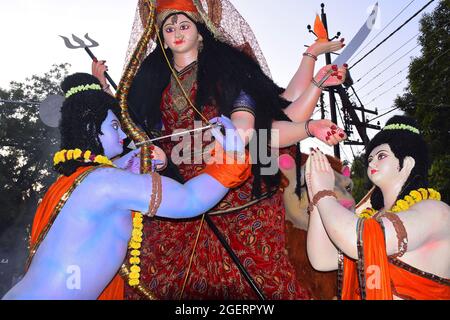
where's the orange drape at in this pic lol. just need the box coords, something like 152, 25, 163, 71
202, 148, 251, 189
29, 166, 124, 300
341, 218, 450, 300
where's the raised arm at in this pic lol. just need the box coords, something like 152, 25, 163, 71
282, 40, 345, 103
229, 92, 347, 148
307, 206, 339, 271
92, 60, 114, 96
283, 64, 347, 123
271, 119, 347, 148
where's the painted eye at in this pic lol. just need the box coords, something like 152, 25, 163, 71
112, 123, 119, 130
368, 157, 373, 163
345, 184, 352, 192
180, 24, 190, 30
165, 27, 175, 33
378, 153, 386, 160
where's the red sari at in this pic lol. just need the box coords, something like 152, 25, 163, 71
124, 62, 310, 300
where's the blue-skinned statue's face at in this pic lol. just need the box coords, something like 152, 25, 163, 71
98, 110, 127, 159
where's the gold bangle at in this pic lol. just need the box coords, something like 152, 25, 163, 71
305, 119, 314, 138
303, 52, 318, 61
311, 78, 325, 90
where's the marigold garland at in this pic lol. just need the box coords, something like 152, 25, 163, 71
357, 188, 441, 218
54, 148, 145, 286
128, 212, 144, 286
53, 149, 113, 167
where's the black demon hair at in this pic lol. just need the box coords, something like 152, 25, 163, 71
56, 73, 121, 176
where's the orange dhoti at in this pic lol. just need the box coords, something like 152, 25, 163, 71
339, 219, 450, 300
27, 166, 124, 300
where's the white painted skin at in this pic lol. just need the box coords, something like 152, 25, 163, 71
305, 147, 450, 299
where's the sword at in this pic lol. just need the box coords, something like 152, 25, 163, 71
333, 2, 379, 67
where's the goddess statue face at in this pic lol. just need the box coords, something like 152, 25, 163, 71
367, 143, 402, 188
162, 14, 202, 55
98, 110, 127, 159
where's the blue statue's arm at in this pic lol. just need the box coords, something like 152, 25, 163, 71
98, 167, 228, 219
106, 114, 245, 218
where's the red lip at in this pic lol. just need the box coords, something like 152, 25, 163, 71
174, 40, 184, 45
371, 169, 378, 175
119, 140, 124, 145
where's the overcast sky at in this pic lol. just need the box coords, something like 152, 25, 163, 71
0, 0, 439, 163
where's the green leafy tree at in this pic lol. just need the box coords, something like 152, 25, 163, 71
0, 63, 70, 295
350, 1, 449, 205
394, 0, 450, 203
350, 153, 371, 204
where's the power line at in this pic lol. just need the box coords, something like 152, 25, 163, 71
350, 0, 435, 70
360, 65, 410, 100
357, 44, 421, 95
364, 47, 450, 105
368, 106, 402, 123
368, 84, 450, 124
368, 78, 408, 105
349, 0, 417, 64
0, 99, 40, 105
353, 19, 450, 102
353, 32, 419, 84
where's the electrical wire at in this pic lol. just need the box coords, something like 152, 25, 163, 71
349, 0, 417, 63
350, 0, 435, 70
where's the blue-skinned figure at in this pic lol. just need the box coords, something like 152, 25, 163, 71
2, 73, 250, 300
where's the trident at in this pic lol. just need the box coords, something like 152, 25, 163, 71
59, 33, 117, 90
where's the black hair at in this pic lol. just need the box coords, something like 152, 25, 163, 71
365, 115, 429, 210
128, 13, 299, 197
56, 73, 121, 176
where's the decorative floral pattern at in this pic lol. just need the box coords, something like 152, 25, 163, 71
382, 123, 420, 135
65, 83, 102, 98
124, 64, 310, 300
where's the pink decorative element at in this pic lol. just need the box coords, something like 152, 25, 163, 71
342, 166, 351, 178
339, 199, 355, 210
278, 154, 296, 170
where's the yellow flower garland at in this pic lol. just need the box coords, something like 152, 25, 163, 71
53, 149, 113, 167
128, 212, 144, 286
54, 149, 144, 287
357, 188, 441, 218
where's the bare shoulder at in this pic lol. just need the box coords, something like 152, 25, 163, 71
411, 199, 450, 215
79, 166, 130, 195
408, 200, 450, 232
